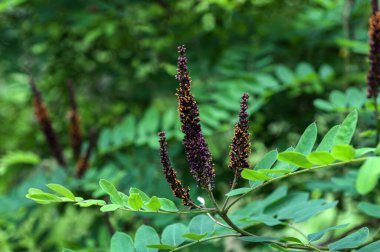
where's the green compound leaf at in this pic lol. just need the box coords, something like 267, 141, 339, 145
307, 224, 349, 242
47, 184, 76, 201
295, 122, 317, 155
110, 232, 134, 252
278, 151, 313, 168
328, 227, 369, 250
144, 196, 161, 211
316, 125, 339, 151
307, 151, 335, 165
99, 179, 123, 205
356, 157, 380, 195
161, 223, 188, 246
241, 169, 272, 181
358, 202, 380, 218
331, 144, 355, 161
128, 193, 143, 210
182, 232, 208, 241
333, 110, 358, 146
135, 225, 160, 252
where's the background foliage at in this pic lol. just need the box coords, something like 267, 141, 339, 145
0, 0, 378, 251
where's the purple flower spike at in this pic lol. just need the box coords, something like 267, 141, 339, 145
158, 132, 194, 206
175, 45, 215, 190
368, 1, 380, 98
229, 93, 251, 175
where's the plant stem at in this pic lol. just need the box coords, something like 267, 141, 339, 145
225, 157, 369, 212
222, 172, 239, 211
171, 233, 242, 251
374, 96, 380, 144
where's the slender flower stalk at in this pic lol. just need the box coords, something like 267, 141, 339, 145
368, 0, 380, 98
368, 0, 380, 142
29, 78, 66, 167
158, 132, 194, 206
228, 93, 251, 175
67, 80, 82, 160
76, 128, 97, 178
176, 45, 215, 189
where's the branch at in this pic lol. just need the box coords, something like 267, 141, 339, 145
225, 157, 369, 212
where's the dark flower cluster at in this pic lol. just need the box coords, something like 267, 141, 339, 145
158, 132, 194, 206
29, 78, 66, 167
229, 93, 251, 174
368, 0, 380, 98
175, 45, 215, 189
158, 46, 253, 205
67, 80, 83, 160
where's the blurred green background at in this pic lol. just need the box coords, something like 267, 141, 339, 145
0, 0, 376, 251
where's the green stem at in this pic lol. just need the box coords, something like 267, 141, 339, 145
171, 233, 241, 251
374, 97, 380, 144
119, 208, 216, 215
222, 172, 239, 211
225, 157, 368, 212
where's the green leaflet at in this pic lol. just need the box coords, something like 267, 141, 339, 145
100, 204, 121, 212
144, 196, 161, 211
356, 157, 380, 195
307, 224, 349, 242
128, 193, 143, 210
242, 169, 272, 181
134, 225, 160, 252
307, 151, 335, 165
99, 179, 123, 205
333, 110, 358, 146
357, 240, 380, 252
331, 144, 355, 161
328, 227, 369, 250
189, 215, 215, 236
295, 122, 317, 155
278, 151, 313, 168
182, 232, 208, 241
358, 202, 380, 218
110, 232, 134, 252
161, 223, 188, 246
316, 125, 339, 152
47, 184, 76, 201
